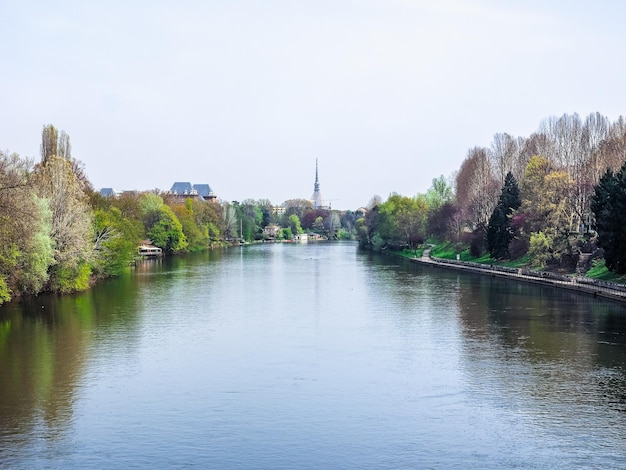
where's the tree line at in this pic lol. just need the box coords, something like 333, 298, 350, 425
0, 125, 360, 305
360, 112, 626, 274
4, 112, 626, 304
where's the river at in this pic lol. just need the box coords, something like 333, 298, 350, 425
1, 241, 626, 469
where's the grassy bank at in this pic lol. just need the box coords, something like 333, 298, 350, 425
389, 241, 626, 284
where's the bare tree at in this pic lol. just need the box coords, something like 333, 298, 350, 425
490, 133, 519, 184
40, 124, 58, 164
455, 147, 499, 230
57, 130, 72, 160
221, 201, 238, 240
282, 198, 313, 220
592, 115, 626, 179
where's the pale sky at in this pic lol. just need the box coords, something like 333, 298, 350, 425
2, 0, 625, 209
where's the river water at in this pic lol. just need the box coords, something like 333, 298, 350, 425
1, 241, 626, 469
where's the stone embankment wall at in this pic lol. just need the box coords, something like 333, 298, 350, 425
406, 254, 626, 304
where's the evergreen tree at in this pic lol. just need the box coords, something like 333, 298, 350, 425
591, 163, 626, 273
486, 172, 521, 259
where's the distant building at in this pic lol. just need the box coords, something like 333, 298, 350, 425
263, 223, 282, 238
192, 183, 217, 203
310, 159, 330, 210
271, 206, 286, 216
99, 188, 120, 198
170, 182, 196, 196
170, 182, 217, 202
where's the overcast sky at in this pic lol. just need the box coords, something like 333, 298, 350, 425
2, 1, 625, 209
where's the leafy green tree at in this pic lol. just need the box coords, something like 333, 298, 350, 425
487, 172, 521, 259
425, 175, 453, 210
241, 200, 263, 240
92, 207, 141, 276
356, 217, 368, 247
172, 202, 205, 251
369, 194, 427, 248
139, 193, 165, 229
591, 163, 626, 273
190, 199, 221, 242
288, 214, 303, 234
147, 205, 188, 254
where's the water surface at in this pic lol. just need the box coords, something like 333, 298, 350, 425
1, 242, 626, 468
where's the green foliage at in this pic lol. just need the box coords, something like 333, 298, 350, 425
17, 197, 55, 293
0, 218, 20, 297
282, 227, 293, 240
486, 206, 509, 259
425, 175, 453, 209
147, 205, 188, 254
139, 193, 165, 228
190, 199, 221, 242
172, 204, 206, 251
585, 259, 610, 279
583, 259, 626, 283
207, 222, 220, 241
288, 214, 303, 234
371, 233, 384, 251
337, 229, 352, 240
0, 276, 11, 303
591, 163, 626, 273
431, 241, 465, 260
35, 155, 94, 292
234, 200, 264, 241
368, 193, 428, 248
486, 172, 521, 259
528, 231, 552, 269
92, 207, 140, 277
49, 261, 91, 294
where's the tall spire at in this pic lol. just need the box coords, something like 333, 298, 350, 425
314, 158, 320, 193
311, 158, 324, 209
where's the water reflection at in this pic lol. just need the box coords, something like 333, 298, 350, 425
455, 272, 626, 428
0, 269, 144, 459
2, 245, 626, 468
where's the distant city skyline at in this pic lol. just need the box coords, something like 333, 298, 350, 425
2, 1, 626, 209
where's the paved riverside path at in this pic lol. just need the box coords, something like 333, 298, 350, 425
403, 249, 626, 304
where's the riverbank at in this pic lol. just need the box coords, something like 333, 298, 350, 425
388, 249, 626, 304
